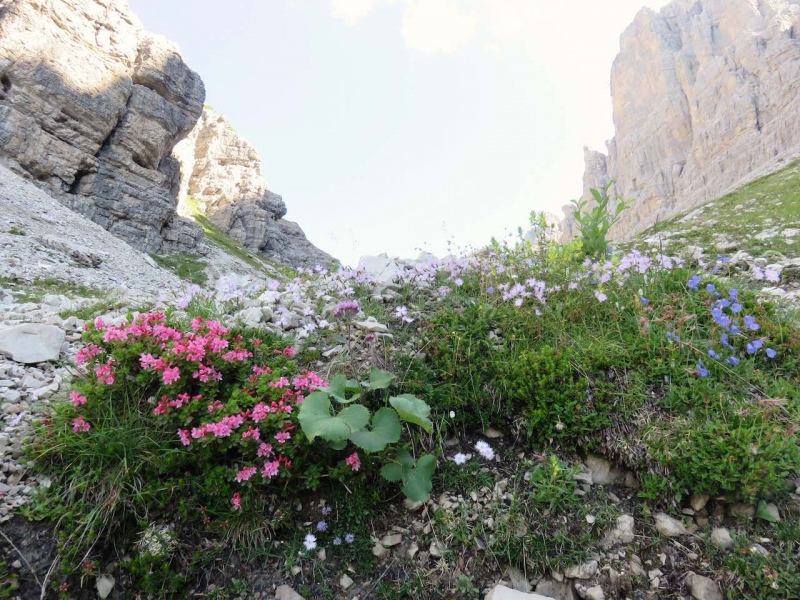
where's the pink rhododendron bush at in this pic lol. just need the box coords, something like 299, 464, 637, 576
32, 310, 434, 586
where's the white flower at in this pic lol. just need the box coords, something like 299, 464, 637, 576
474, 440, 495, 460
303, 533, 318, 551
449, 411, 456, 419
453, 453, 468, 465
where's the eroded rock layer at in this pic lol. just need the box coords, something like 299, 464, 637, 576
173, 107, 335, 268
0, 0, 208, 254
563, 0, 800, 241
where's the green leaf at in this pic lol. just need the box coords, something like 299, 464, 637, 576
363, 367, 395, 391
328, 440, 347, 451
380, 449, 416, 483
337, 405, 370, 433
756, 500, 779, 523
320, 374, 362, 404
389, 394, 433, 433
349, 408, 401, 452
298, 392, 369, 442
380, 463, 403, 482
401, 454, 437, 501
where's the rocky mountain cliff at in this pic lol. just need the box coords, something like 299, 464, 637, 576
0, 0, 332, 267
562, 0, 800, 241
173, 107, 335, 268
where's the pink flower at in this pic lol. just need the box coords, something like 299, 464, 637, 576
139, 353, 164, 371
345, 452, 361, 472
235, 465, 258, 483
94, 361, 114, 385
231, 492, 241, 510
207, 400, 224, 413
283, 346, 296, 358
261, 461, 280, 478
269, 377, 290, 389
275, 431, 291, 445
75, 344, 100, 365
251, 403, 270, 422
69, 391, 88, 408
178, 429, 191, 446
242, 427, 261, 441
162, 366, 180, 385
72, 416, 91, 433
192, 364, 222, 383
257, 443, 274, 458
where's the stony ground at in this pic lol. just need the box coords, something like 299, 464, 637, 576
1, 164, 799, 600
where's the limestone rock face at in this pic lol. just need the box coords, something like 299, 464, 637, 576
0, 0, 207, 254
173, 107, 335, 268
564, 0, 800, 240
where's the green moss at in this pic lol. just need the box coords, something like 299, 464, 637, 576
182, 195, 294, 278
149, 252, 208, 285
0, 277, 102, 303
635, 159, 800, 259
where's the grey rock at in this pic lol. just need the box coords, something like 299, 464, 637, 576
485, 586, 557, 600
564, 560, 598, 580
96, 574, 115, 599
0, 324, 65, 363
575, 584, 604, 600
710, 527, 733, 551
602, 515, 635, 548
729, 503, 755, 519
685, 572, 723, 600
690, 493, 710, 512
0, 0, 206, 255
172, 107, 334, 268
354, 317, 389, 333
563, 0, 800, 242
584, 454, 626, 485
275, 586, 306, 600
654, 512, 687, 537
535, 579, 577, 600
234, 307, 263, 328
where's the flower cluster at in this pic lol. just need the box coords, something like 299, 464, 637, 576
65, 312, 386, 518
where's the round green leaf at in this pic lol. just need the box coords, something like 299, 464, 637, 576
349, 407, 401, 452
298, 392, 370, 442
363, 367, 396, 391
401, 454, 437, 501
389, 394, 433, 433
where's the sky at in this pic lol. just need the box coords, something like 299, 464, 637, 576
130, 0, 670, 267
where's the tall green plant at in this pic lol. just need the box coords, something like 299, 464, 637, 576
570, 182, 628, 258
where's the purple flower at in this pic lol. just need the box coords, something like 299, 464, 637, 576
687, 275, 702, 290
666, 331, 681, 343
486, 286, 495, 294
708, 349, 720, 360
746, 340, 764, 355
731, 302, 743, 314
317, 520, 328, 532
696, 362, 709, 378
333, 537, 342, 546
595, 290, 607, 302
743, 315, 760, 332
641, 297, 649, 305
729, 288, 739, 299
345, 533, 355, 544
333, 300, 360, 317
725, 356, 740, 366
706, 284, 716, 293
766, 348, 777, 359
321, 506, 332, 516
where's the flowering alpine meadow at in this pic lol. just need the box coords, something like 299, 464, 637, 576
33, 307, 437, 591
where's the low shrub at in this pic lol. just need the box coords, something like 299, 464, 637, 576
30, 311, 433, 590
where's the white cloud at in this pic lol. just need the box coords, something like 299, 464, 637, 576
330, 0, 376, 25
401, 0, 479, 53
